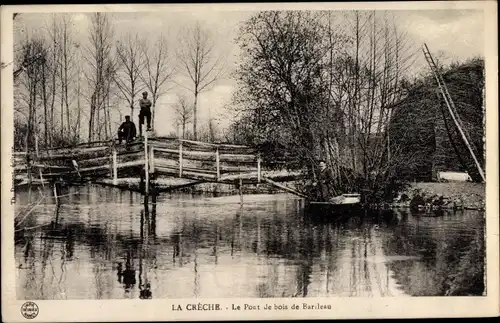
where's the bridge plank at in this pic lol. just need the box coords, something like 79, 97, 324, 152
155, 166, 217, 181
219, 165, 257, 172
117, 160, 145, 169
77, 156, 111, 167
154, 147, 216, 161
219, 153, 256, 163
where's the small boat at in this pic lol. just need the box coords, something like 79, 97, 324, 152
306, 193, 362, 217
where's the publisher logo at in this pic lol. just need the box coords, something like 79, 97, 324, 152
21, 302, 39, 319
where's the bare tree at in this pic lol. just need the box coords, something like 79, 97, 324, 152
83, 13, 115, 142
174, 94, 193, 139
38, 40, 52, 149
52, 14, 77, 140
140, 35, 175, 131
114, 32, 145, 123
46, 17, 60, 146
176, 21, 225, 140
17, 37, 46, 151
234, 10, 415, 198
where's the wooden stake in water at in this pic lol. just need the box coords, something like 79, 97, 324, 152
144, 130, 149, 195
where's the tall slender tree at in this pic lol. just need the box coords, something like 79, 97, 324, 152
140, 35, 175, 131
176, 21, 225, 140
83, 13, 116, 142
114, 32, 145, 123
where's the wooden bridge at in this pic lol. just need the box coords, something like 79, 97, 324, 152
13, 133, 306, 197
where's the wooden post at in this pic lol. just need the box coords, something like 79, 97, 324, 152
239, 176, 243, 207
179, 141, 183, 178
53, 182, 59, 205
216, 147, 220, 181
144, 131, 149, 195
257, 155, 261, 183
112, 148, 118, 185
149, 145, 155, 174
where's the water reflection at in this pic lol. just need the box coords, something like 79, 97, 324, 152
14, 185, 485, 299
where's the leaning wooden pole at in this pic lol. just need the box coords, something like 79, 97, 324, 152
263, 177, 307, 198
423, 43, 486, 182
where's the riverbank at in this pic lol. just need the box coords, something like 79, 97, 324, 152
393, 182, 486, 211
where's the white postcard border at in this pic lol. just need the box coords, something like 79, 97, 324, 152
2, 2, 498, 322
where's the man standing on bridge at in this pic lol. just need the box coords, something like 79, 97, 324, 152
139, 91, 152, 136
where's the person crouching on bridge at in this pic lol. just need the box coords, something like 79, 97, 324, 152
139, 91, 152, 136
118, 115, 137, 144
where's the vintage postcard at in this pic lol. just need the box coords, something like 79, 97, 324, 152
1, 1, 499, 322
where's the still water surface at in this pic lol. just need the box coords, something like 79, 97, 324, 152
14, 184, 485, 299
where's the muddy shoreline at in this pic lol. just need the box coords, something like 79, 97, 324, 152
393, 182, 486, 211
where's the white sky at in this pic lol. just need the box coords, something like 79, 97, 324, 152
13, 8, 485, 137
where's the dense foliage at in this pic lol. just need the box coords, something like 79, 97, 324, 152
230, 11, 485, 201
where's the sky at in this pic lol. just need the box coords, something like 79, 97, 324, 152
13, 8, 485, 137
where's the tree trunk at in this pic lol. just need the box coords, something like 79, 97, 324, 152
193, 90, 198, 140
76, 70, 81, 142
107, 85, 112, 139
152, 102, 155, 131
60, 55, 64, 140
42, 64, 48, 149
63, 25, 70, 139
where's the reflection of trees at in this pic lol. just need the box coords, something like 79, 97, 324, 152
23, 184, 485, 299
295, 223, 314, 297
381, 210, 485, 296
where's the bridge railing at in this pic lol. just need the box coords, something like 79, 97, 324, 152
14, 137, 263, 185
147, 138, 260, 182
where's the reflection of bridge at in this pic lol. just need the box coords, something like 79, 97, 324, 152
14, 134, 305, 197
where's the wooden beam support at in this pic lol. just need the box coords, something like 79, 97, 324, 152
179, 141, 183, 178
112, 148, 118, 185
144, 131, 149, 195
149, 145, 155, 174
257, 155, 261, 183
216, 147, 220, 181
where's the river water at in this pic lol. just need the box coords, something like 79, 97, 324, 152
14, 184, 485, 299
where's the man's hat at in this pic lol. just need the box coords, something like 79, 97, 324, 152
125, 115, 130, 118
142, 91, 148, 95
